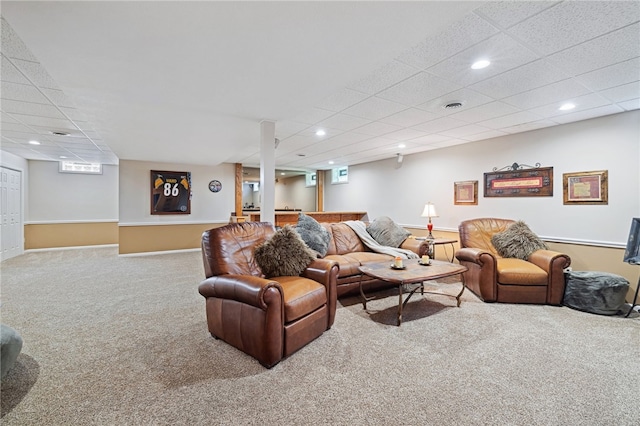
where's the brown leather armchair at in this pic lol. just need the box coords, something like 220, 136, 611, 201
455, 218, 571, 304
198, 222, 339, 368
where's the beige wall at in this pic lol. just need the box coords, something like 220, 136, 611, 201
25, 222, 118, 249
118, 223, 226, 254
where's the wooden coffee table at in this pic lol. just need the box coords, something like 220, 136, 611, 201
358, 259, 468, 326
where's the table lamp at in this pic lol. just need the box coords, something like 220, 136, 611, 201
421, 202, 439, 239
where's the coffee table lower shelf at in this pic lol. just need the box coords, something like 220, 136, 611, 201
358, 259, 468, 326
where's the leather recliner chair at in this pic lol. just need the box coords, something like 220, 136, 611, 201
198, 222, 339, 368
455, 218, 571, 304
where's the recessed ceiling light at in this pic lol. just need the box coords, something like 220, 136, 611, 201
280, 172, 286, 176
398, 143, 406, 149
471, 59, 491, 70
315, 130, 326, 136
328, 161, 334, 165
59, 155, 67, 159
28, 140, 40, 145
559, 103, 576, 111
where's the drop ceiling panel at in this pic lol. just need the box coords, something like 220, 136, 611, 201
575, 58, 640, 91
341, 96, 407, 121
440, 124, 493, 139
395, 13, 499, 69
552, 105, 624, 124
600, 82, 640, 103
351, 121, 402, 136
502, 79, 592, 110
1, 56, 30, 84
462, 129, 509, 142
0, 18, 39, 61
529, 93, 611, 118
378, 108, 438, 127
449, 101, 520, 122
415, 88, 494, 116
545, 23, 640, 76
10, 59, 60, 89
478, 110, 544, 129
376, 72, 462, 106
290, 107, 335, 125
425, 33, 539, 87
383, 127, 430, 142
1, 81, 50, 104
316, 113, 371, 132
469, 59, 569, 99
413, 116, 469, 134
346, 60, 420, 95
500, 119, 557, 134
508, 1, 640, 55
618, 98, 640, 111
315, 88, 370, 112
1, 99, 67, 119
475, 1, 559, 29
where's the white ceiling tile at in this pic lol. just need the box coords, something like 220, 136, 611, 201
395, 13, 499, 69
529, 93, 611, 118
1, 81, 50, 104
377, 72, 462, 106
431, 138, 471, 148
546, 23, 640, 77
9, 114, 77, 130
383, 128, 430, 141
323, 131, 371, 146
575, 58, 640, 92
500, 120, 557, 134
415, 88, 493, 115
478, 110, 543, 129
508, 1, 640, 55
618, 98, 640, 111
346, 60, 420, 95
449, 101, 520, 122
0, 18, 39, 62
351, 121, 402, 136
290, 107, 335, 125
470, 59, 569, 99
475, 1, 560, 29
599, 81, 640, 103
315, 88, 370, 112
341, 96, 407, 121
275, 120, 309, 138
40, 88, 77, 108
412, 116, 469, 133
1, 56, 30, 84
1, 99, 66, 119
462, 129, 509, 141
552, 105, 625, 124
316, 113, 371, 132
409, 134, 451, 145
1, 112, 19, 123
11, 59, 60, 90
426, 33, 539, 86
502, 79, 592, 110
58, 107, 89, 122
440, 124, 493, 138
378, 108, 438, 127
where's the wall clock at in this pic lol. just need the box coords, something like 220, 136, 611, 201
208, 180, 222, 193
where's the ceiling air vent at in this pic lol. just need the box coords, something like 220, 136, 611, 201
50, 131, 71, 136
443, 101, 464, 110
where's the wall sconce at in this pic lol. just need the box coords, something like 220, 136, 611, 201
421, 202, 439, 239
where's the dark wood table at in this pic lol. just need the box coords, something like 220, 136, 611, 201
358, 259, 468, 326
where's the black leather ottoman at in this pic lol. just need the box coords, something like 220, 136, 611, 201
563, 271, 629, 315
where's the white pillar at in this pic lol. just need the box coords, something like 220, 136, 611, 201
260, 121, 276, 225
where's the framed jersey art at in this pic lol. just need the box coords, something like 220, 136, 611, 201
150, 170, 191, 214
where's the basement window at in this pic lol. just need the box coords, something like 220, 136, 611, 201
59, 161, 103, 174
331, 166, 348, 184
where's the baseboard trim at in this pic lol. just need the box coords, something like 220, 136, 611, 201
118, 248, 200, 257
25, 244, 119, 253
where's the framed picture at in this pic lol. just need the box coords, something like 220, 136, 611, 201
563, 170, 608, 205
484, 166, 553, 197
454, 180, 478, 205
150, 170, 191, 214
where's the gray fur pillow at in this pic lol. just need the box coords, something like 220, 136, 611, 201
366, 216, 410, 248
491, 221, 548, 260
295, 213, 331, 257
254, 225, 317, 278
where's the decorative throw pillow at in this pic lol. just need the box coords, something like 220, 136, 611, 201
295, 213, 331, 257
254, 225, 317, 278
366, 216, 411, 248
491, 221, 548, 260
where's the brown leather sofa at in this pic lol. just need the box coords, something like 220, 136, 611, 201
198, 222, 339, 368
319, 222, 430, 297
455, 218, 571, 304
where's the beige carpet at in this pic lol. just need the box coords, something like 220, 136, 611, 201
1, 247, 638, 425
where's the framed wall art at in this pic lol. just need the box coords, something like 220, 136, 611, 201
150, 170, 191, 214
484, 163, 553, 197
563, 170, 608, 205
454, 180, 478, 205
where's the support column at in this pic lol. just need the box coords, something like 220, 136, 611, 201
316, 169, 324, 212
234, 163, 243, 218
260, 121, 276, 225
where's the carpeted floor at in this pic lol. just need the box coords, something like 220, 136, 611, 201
1, 247, 638, 425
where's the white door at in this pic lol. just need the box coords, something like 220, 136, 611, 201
1, 167, 23, 261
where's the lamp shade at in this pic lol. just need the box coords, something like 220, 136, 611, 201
421, 203, 439, 218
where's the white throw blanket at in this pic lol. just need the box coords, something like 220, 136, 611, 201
344, 220, 419, 259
